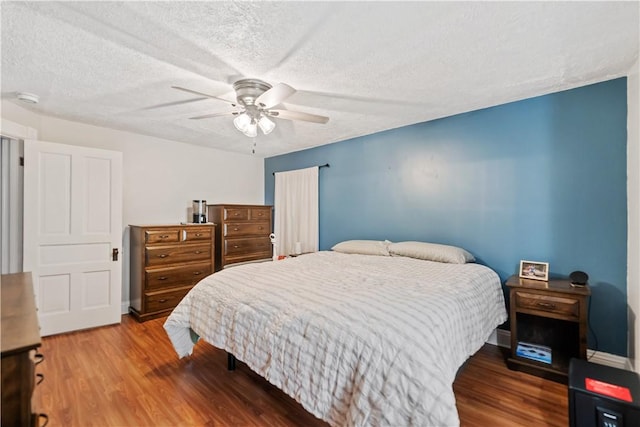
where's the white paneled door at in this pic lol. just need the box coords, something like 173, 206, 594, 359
23, 140, 122, 336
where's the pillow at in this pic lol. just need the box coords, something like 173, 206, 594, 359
388, 241, 475, 264
331, 240, 391, 256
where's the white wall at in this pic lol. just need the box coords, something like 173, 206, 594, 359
628, 58, 640, 372
1, 101, 265, 310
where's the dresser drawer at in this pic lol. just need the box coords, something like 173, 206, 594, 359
514, 291, 580, 320
184, 228, 212, 241
145, 229, 180, 244
224, 237, 271, 256
224, 221, 270, 237
146, 262, 211, 290
224, 208, 249, 221
145, 287, 192, 313
250, 207, 271, 220
146, 243, 211, 266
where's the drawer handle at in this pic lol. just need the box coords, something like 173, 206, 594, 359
233, 245, 239, 249
37, 413, 49, 427
257, 212, 264, 216
194, 250, 202, 254
36, 373, 44, 385
158, 299, 168, 303
536, 301, 557, 309
233, 227, 239, 231
159, 254, 169, 258
34, 353, 45, 365
258, 226, 263, 230
194, 271, 201, 275
234, 212, 240, 216
195, 233, 202, 237
159, 235, 169, 239
158, 277, 168, 281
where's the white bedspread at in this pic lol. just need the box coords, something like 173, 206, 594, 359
164, 251, 507, 427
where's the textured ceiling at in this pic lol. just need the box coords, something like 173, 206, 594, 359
1, 1, 638, 157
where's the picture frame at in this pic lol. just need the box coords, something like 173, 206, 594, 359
519, 260, 549, 281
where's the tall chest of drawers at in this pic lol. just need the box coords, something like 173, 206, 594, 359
208, 204, 272, 270
129, 224, 215, 321
1, 272, 47, 427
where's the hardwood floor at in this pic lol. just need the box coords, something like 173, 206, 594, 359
32, 315, 568, 426
453, 344, 568, 427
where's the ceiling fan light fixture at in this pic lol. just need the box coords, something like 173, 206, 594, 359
174, 78, 328, 145
243, 121, 258, 137
258, 115, 276, 135
233, 113, 251, 132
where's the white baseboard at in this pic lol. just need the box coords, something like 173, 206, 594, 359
485, 328, 511, 348
587, 350, 632, 370
487, 329, 632, 371
121, 302, 130, 315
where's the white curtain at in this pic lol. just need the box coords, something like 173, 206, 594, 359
274, 166, 319, 256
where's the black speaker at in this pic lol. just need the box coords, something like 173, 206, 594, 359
570, 271, 589, 286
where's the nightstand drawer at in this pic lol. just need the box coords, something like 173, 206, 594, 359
515, 291, 580, 319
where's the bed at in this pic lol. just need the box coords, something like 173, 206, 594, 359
164, 243, 507, 426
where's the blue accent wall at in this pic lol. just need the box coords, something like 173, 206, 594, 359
265, 78, 628, 356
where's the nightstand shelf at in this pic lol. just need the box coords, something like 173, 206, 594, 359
506, 275, 591, 383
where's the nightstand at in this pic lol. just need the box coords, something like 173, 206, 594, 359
506, 275, 591, 383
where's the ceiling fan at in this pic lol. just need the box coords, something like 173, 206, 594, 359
172, 79, 329, 137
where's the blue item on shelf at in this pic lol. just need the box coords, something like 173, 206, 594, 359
516, 341, 552, 364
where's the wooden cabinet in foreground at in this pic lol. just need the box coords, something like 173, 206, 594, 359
1, 272, 48, 427
129, 224, 215, 322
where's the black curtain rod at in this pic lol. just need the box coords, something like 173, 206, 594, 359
272, 163, 330, 176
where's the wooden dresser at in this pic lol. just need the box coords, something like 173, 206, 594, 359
208, 204, 272, 270
129, 224, 215, 322
1, 272, 47, 427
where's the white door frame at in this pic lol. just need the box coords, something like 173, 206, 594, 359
0, 119, 37, 274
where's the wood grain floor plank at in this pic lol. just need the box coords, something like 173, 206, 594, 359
31, 315, 568, 426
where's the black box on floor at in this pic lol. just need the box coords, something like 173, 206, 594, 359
569, 358, 640, 427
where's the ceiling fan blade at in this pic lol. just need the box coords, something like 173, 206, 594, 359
172, 86, 235, 105
189, 111, 237, 120
255, 83, 296, 109
139, 97, 209, 111
268, 109, 329, 124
